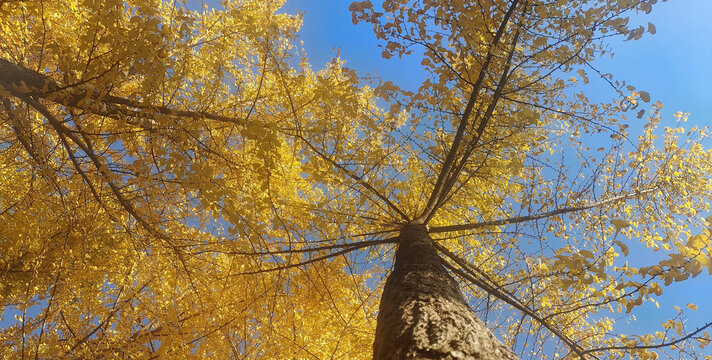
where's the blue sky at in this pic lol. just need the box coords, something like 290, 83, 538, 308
281, 0, 712, 353
283, 0, 711, 122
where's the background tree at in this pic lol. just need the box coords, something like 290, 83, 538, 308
0, 0, 710, 359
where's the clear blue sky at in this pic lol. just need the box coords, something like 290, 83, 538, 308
283, 0, 711, 122
282, 0, 712, 351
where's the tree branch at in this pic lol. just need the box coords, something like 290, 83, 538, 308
426, 19, 524, 224
223, 237, 397, 277
436, 243, 587, 358
583, 321, 712, 355
0, 58, 245, 125
429, 188, 657, 233
415, 0, 521, 224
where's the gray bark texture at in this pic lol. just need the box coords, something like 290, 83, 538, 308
373, 224, 519, 360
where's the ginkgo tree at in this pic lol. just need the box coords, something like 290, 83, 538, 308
1, 0, 711, 359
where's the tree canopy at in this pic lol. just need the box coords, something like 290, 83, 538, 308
1, 0, 711, 358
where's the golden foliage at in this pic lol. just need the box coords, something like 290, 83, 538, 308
0, 0, 710, 359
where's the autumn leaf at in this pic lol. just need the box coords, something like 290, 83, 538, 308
611, 219, 631, 230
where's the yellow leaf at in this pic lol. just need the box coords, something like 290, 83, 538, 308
611, 219, 630, 230
647, 22, 656, 35
639, 91, 650, 102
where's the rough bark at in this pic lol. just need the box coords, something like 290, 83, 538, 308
373, 224, 518, 360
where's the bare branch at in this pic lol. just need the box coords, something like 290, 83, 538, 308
429, 188, 657, 233
223, 237, 397, 277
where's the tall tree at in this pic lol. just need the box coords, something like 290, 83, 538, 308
0, 0, 710, 359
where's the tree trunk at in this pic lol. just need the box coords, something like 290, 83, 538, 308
373, 224, 518, 360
